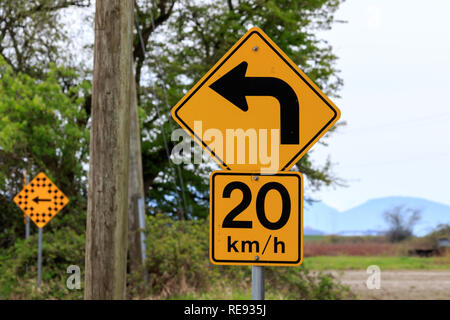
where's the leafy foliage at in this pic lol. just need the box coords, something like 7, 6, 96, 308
428, 224, 450, 239
0, 215, 352, 300
0, 0, 91, 77
133, 213, 211, 297
0, 56, 89, 245
0, 227, 84, 299
0, 0, 346, 222
130, 214, 353, 299
139, 0, 346, 218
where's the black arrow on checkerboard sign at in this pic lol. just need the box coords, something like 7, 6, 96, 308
209, 61, 299, 144
33, 196, 51, 204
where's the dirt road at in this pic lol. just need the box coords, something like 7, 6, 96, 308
326, 270, 450, 300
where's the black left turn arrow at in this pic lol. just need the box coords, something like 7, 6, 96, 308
33, 196, 51, 204
209, 61, 299, 144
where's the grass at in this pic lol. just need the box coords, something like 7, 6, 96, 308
303, 255, 450, 270
166, 280, 286, 300
303, 235, 326, 242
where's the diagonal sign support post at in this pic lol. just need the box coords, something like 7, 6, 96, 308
23, 170, 30, 275
23, 170, 30, 240
171, 27, 340, 300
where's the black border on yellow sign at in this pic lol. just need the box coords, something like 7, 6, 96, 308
210, 171, 303, 265
173, 28, 339, 171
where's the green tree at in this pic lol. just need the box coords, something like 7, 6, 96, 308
138, 0, 345, 219
1, 0, 346, 226
0, 0, 91, 78
0, 57, 89, 246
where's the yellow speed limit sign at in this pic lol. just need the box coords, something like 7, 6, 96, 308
210, 171, 303, 266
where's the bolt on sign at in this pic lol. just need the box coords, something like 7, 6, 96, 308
210, 171, 302, 266
171, 27, 340, 173
13, 172, 69, 228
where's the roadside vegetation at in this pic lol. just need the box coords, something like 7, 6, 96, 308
304, 256, 450, 271
303, 223, 450, 271
0, 215, 354, 300
2, 217, 448, 299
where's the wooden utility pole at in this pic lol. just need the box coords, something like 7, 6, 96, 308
85, 0, 134, 300
128, 59, 146, 274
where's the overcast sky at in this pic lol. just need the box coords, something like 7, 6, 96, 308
309, 0, 450, 210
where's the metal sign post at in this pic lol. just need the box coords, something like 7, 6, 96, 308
37, 227, 43, 288
252, 265, 265, 300
23, 170, 30, 274
23, 170, 30, 240
25, 216, 30, 239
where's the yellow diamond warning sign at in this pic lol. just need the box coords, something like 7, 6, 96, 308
172, 27, 340, 172
13, 172, 69, 228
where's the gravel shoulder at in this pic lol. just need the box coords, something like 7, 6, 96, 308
322, 270, 450, 300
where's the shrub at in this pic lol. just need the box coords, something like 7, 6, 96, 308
0, 227, 84, 299
265, 267, 354, 300
0, 214, 354, 300
137, 214, 213, 298
139, 214, 353, 300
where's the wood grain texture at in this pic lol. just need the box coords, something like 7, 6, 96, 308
85, 0, 134, 300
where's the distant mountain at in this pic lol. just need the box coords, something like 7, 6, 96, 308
304, 202, 339, 234
335, 230, 383, 236
304, 196, 450, 236
303, 226, 325, 236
